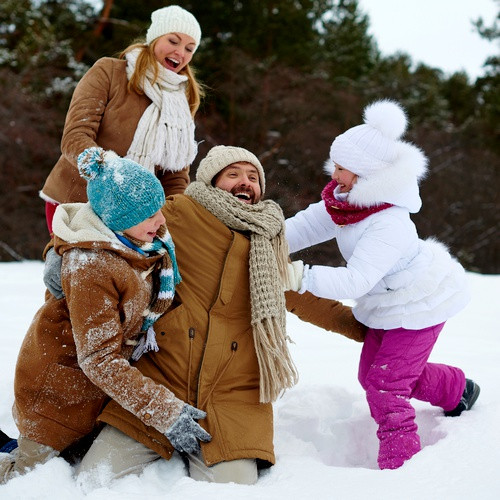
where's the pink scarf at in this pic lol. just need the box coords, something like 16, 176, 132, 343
321, 180, 393, 226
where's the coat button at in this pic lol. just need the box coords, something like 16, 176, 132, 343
144, 413, 151, 420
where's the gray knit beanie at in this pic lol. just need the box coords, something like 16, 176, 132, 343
146, 5, 201, 49
196, 145, 266, 194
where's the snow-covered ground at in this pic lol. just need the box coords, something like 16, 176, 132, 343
0, 262, 498, 499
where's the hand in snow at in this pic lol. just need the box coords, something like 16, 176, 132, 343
165, 404, 211, 454
285, 260, 305, 292
43, 247, 64, 299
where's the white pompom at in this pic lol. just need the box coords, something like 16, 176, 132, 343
102, 149, 120, 163
363, 99, 408, 140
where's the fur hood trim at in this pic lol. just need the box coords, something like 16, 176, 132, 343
323, 100, 429, 213
324, 139, 428, 212
348, 141, 428, 212
52, 202, 118, 244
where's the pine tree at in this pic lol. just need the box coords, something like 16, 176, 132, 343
0, 0, 96, 96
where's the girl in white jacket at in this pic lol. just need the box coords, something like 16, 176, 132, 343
285, 100, 479, 470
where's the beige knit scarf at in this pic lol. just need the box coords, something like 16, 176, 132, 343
185, 181, 299, 402
125, 48, 197, 173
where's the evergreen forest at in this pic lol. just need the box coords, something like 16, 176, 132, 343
0, 0, 498, 273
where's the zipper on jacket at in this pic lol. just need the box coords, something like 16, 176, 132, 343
200, 341, 238, 408
187, 327, 195, 403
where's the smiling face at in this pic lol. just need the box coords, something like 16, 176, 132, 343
332, 162, 358, 193
214, 162, 262, 204
123, 209, 166, 243
153, 32, 196, 73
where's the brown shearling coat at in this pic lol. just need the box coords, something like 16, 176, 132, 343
99, 194, 365, 468
13, 206, 182, 451
41, 57, 190, 204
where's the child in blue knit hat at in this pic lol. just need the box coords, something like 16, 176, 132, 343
0, 147, 210, 485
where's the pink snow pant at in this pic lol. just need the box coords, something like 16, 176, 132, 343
358, 322, 465, 470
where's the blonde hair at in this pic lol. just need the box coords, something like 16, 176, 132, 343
120, 39, 204, 117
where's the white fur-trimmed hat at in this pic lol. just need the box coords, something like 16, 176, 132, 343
325, 100, 428, 212
328, 99, 410, 177
146, 5, 201, 49
196, 145, 266, 194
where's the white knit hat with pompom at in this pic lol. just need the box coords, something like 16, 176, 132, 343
326, 100, 428, 212
327, 100, 410, 177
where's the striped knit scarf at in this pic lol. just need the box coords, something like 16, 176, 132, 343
185, 181, 299, 403
119, 224, 181, 360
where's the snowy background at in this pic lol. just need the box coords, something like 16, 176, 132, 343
0, 261, 498, 499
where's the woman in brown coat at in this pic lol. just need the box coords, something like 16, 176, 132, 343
41, 5, 203, 233
0, 148, 209, 485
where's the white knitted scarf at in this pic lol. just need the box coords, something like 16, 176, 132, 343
185, 182, 299, 403
125, 48, 197, 173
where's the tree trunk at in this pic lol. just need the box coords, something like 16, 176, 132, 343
75, 0, 114, 62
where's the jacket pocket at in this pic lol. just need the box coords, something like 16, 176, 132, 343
33, 363, 107, 435
154, 302, 188, 345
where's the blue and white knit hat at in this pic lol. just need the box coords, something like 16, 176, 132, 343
78, 147, 165, 231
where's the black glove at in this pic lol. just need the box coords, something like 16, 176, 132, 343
43, 247, 64, 299
165, 404, 211, 454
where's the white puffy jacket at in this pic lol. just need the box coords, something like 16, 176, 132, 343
286, 201, 470, 329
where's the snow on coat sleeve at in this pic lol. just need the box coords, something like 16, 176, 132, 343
301, 211, 414, 301
60, 59, 112, 166
286, 201, 338, 254
63, 249, 184, 434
